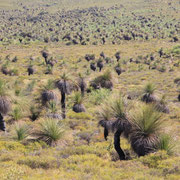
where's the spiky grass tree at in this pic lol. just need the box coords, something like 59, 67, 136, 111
97, 59, 104, 72
111, 96, 132, 160
115, 63, 122, 76
27, 65, 35, 76
155, 95, 169, 114
157, 134, 174, 155
11, 107, 22, 121
115, 51, 121, 62
90, 62, 96, 71
41, 49, 49, 65
99, 95, 131, 160
130, 104, 163, 156
0, 80, 11, 131
56, 73, 71, 119
14, 123, 29, 141
33, 118, 64, 146
98, 106, 113, 141
73, 92, 86, 113
142, 83, 157, 103
91, 70, 113, 90
41, 79, 57, 106
78, 74, 87, 97
30, 105, 40, 121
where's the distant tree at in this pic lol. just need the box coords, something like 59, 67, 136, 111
90, 62, 96, 71
27, 65, 35, 76
97, 59, 104, 72
78, 74, 87, 97
41, 49, 49, 65
115, 63, 122, 76
56, 73, 71, 119
115, 51, 121, 62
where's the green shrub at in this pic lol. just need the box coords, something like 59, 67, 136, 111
89, 89, 111, 105
11, 107, 22, 121
33, 119, 65, 146
17, 156, 59, 169
68, 111, 92, 120
14, 123, 30, 141
157, 134, 175, 155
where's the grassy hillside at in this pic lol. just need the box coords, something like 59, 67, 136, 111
0, 40, 180, 179
0, 0, 180, 180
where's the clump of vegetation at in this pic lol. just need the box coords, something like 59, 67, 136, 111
91, 70, 113, 90
157, 134, 175, 155
41, 79, 56, 105
89, 88, 111, 105
142, 83, 157, 103
130, 104, 163, 156
11, 107, 22, 121
33, 119, 64, 146
72, 92, 86, 113
14, 123, 30, 141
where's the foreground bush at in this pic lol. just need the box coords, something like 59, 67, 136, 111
33, 119, 65, 146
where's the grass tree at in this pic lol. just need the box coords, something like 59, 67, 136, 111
115, 63, 122, 76
98, 105, 113, 140
33, 118, 64, 146
27, 65, 35, 76
155, 95, 169, 114
115, 51, 121, 62
142, 82, 157, 103
91, 70, 113, 90
11, 107, 22, 121
72, 92, 86, 113
157, 134, 174, 155
111, 95, 132, 160
97, 59, 104, 72
78, 74, 87, 97
14, 123, 30, 141
30, 105, 41, 121
41, 79, 57, 106
130, 104, 163, 156
90, 62, 96, 71
99, 95, 131, 160
56, 73, 71, 119
0, 80, 11, 132
41, 48, 49, 65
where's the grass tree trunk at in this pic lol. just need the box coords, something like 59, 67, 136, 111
80, 86, 85, 97
114, 129, 126, 160
104, 127, 108, 141
45, 57, 48, 65
0, 113, 6, 131
61, 92, 66, 119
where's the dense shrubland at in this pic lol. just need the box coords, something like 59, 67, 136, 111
0, 0, 179, 45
